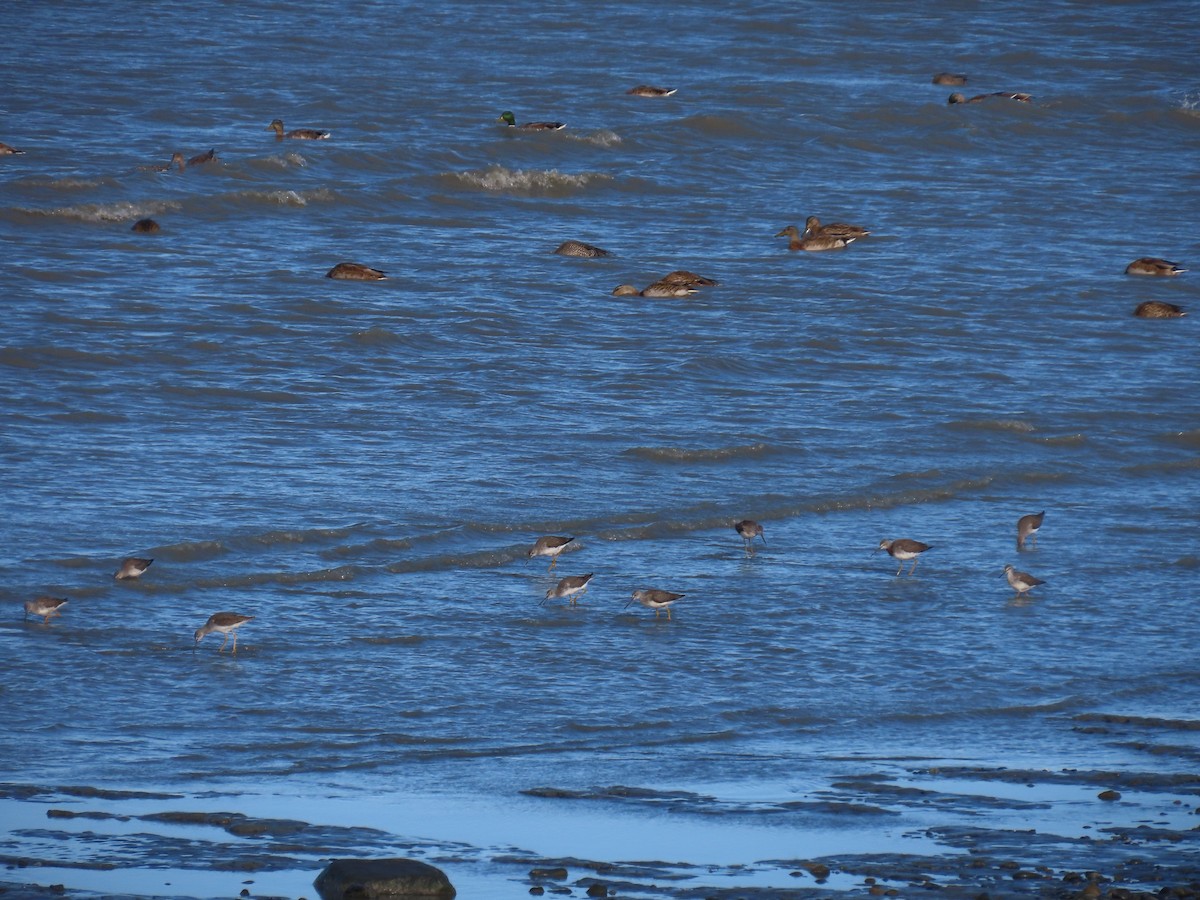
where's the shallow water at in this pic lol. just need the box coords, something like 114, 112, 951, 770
2, 1, 1199, 897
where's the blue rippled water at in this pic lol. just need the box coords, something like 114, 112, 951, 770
2, 1, 1198, 897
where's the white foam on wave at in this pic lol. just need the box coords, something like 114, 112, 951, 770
443, 164, 613, 195
18, 199, 182, 223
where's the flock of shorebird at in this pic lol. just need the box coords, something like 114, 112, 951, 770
16, 509, 1046, 641
527, 509, 1047, 623
5, 73, 1183, 641
21, 556, 254, 653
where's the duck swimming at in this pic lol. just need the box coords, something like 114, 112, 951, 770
554, 240, 610, 257
627, 85, 676, 97
1133, 301, 1186, 319
326, 262, 387, 281
268, 119, 330, 140
948, 91, 1032, 104
612, 282, 696, 298
803, 215, 870, 241
658, 270, 719, 287
497, 111, 565, 131
0, 142, 25, 156
1125, 257, 1186, 276
776, 224, 857, 252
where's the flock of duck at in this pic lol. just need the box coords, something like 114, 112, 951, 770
2, 75, 1187, 316
4, 73, 1186, 645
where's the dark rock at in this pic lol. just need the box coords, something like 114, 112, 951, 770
1099, 789, 1122, 801
806, 862, 831, 880
586, 884, 608, 897
529, 889, 544, 896
529, 868, 568, 880
314, 858, 455, 899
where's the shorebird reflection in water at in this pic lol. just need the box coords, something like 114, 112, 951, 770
626, 589, 685, 620
194, 612, 254, 653
876, 539, 931, 576
734, 520, 765, 555
1017, 511, 1044, 550
527, 535, 575, 571
542, 573, 593, 606
1004, 564, 1045, 597
24, 596, 68, 624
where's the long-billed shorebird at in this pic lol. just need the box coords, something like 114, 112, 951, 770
1017, 511, 1044, 550
527, 535, 575, 571
24, 596, 68, 624
734, 520, 766, 555
194, 612, 254, 653
626, 589, 685, 620
115, 557, 153, 580
542, 573, 594, 607
876, 539, 931, 576
1004, 564, 1045, 597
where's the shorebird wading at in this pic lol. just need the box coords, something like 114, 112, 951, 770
876, 539, 931, 576
24, 596, 68, 623
542, 573, 594, 606
527, 535, 575, 571
1017, 511, 1044, 550
194, 612, 254, 653
626, 589, 685, 620
734, 520, 766, 555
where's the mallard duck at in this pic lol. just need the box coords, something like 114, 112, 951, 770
627, 85, 676, 97
948, 91, 1032, 104
1133, 301, 1186, 319
497, 111, 565, 131
326, 262, 387, 281
803, 215, 870, 241
0, 142, 26, 156
776, 224, 857, 252
658, 270, 719, 287
611, 282, 696, 298
554, 240, 610, 257
268, 119, 330, 140
148, 150, 213, 172
186, 148, 218, 166
932, 73, 967, 86
131, 218, 161, 233
1125, 257, 1186, 276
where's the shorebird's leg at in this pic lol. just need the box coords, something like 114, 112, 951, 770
909, 559, 919, 575
895, 561, 903, 576
219, 632, 229, 652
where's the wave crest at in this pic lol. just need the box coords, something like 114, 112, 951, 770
442, 164, 612, 196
